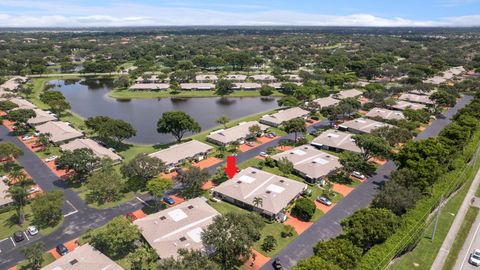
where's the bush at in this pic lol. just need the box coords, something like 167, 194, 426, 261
291, 198, 316, 221
262, 235, 277, 252
264, 157, 276, 167
281, 225, 296, 238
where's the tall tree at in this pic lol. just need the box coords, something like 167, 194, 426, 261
216, 79, 234, 96
7, 173, 33, 224
339, 152, 376, 175
55, 148, 100, 181
0, 142, 23, 161
371, 126, 412, 147
86, 116, 136, 146
352, 134, 391, 161
216, 115, 230, 129
21, 242, 45, 270
39, 91, 71, 115
157, 111, 201, 142
294, 256, 341, 270
121, 154, 165, 189
158, 249, 221, 270
146, 178, 172, 209
174, 166, 210, 199
202, 212, 264, 269
7, 108, 36, 134
86, 160, 123, 204
0, 100, 18, 111
283, 118, 306, 142
31, 190, 64, 228
313, 239, 362, 269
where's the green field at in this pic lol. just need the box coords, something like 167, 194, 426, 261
109, 88, 284, 100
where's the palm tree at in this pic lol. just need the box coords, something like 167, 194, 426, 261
7, 176, 33, 224
253, 197, 263, 208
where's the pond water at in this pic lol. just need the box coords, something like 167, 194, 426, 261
49, 79, 279, 145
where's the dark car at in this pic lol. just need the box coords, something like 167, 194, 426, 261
13, 231, 25, 242
56, 244, 68, 256
272, 258, 283, 270
163, 196, 175, 205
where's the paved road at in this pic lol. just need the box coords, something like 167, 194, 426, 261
453, 204, 480, 270
261, 94, 473, 270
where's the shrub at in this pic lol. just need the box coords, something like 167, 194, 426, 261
262, 235, 277, 252
281, 225, 296, 238
291, 198, 316, 221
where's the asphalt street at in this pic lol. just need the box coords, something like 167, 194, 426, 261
261, 94, 473, 270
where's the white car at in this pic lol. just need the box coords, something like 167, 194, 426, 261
27, 187, 40, 194
259, 152, 269, 158
470, 249, 480, 266
22, 135, 34, 141
45, 156, 58, 162
351, 171, 366, 180
27, 226, 38, 236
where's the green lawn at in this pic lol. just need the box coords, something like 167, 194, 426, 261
78, 190, 137, 209
442, 206, 479, 270
0, 205, 62, 239
108, 88, 284, 100
16, 252, 56, 270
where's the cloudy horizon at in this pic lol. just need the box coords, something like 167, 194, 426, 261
0, 0, 479, 28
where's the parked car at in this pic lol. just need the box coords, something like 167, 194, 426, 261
316, 196, 333, 206
311, 116, 320, 120
56, 244, 68, 256
266, 133, 275, 138
306, 119, 314, 123
163, 196, 175, 205
238, 140, 245, 145
45, 156, 58, 162
31, 143, 43, 149
27, 226, 38, 236
246, 141, 254, 147
259, 152, 269, 158
351, 171, 366, 180
272, 258, 283, 270
27, 187, 40, 194
22, 135, 34, 141
302, 188, 312, 197
13, 231, 25, 242
470, 249, 480, 266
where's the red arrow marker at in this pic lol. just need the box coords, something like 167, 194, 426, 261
225, 156, 238, 179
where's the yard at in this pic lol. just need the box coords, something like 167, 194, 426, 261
0, 205, 62, 239
108, 88, 284, 100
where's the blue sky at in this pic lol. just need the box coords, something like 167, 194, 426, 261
0, 0, 479, 27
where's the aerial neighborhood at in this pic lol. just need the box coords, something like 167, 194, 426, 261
0, 23, 480, 270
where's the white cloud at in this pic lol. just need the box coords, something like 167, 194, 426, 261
0, 2, 478, 27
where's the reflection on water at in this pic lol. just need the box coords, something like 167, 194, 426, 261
50, 79, 279, 145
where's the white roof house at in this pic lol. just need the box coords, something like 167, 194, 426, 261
224, 74, 247, 81
0, 180, 13, 208
212, 167, 307, 219
27, 109, 57, 126
250, 74, 276, 82
149, 140, 213, 166
313, 96, 341, 108
260, 107, 309, 127
391, 100, 427, 111
268, 82, 302, 89
285, 74, 303, 82
129, 83, 170, 91
180, 83, 215, 90
365, 107, 405, 121
423, 66, 466, 84
5, 98, 37, 110
233, 83, 261, 90
60, 139, 122, 161
196, 74, 218, 83
134, 197, 220, 259
333, 89, 363, 100
272, 145, 343, 182
311, 129, 362, 153
0, 76, 27, 91
398, 93, 435, 105
339, 118, 394, 134
36, 121, 83, 144
207, 121, 269, 146
41, 244, 123, 270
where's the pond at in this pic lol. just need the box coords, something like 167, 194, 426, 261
49, 79, 279, 145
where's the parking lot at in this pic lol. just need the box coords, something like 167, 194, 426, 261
0, 228, 42, 255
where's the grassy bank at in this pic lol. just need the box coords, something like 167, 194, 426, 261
442, 206, 479, 270
108, 88, 284, 100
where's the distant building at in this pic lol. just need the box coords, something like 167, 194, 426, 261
0, 180, 13, 208
311, 129, 362, 153
27, 109, 57, 126
250, 74, 276, 83
365, 107, 405, 121
333, 89, 363, 100
134, 197, 220, 259
212, 167, 307, 220
224, 74, 247, 81
196, 74, 218, 83
312, 96, 341, 108
391, 100, 427, 111
398, 93, 435, 105
272, 145, 343, 182
180, 83, 215, 90
260, 107, 309, 127
339, 118, 394, 134
129, 83, 170, 91
233, 82, 261, 90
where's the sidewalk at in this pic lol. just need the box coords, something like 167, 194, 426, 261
430, 165, 480, 269
453, 202, 480, 270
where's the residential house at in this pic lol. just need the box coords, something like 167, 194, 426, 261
207, 121, 269, 146
312, 96, 341, 108
0, 180, 13, 208
339, 118, 394, 134
333, 89, 363, 100
134, 197, 220, 259
260, 107, 309, 127
180, 83, 215, 90
250, 74, 276, 83
60, 139, 122, 162
224, 74, 247, 81
36, 121, 83, 144
398, 93, 435, 105
27, 109, 57, 126
41, 244, 123, 270
196, 74, 218, 83
365, 107, 405, 121
390, 100, 427, 111
272, 145, 343, 183
212, 167, 307, 220
311, 129, 362, 153
233, 82, 261, 90
129, 83, 170, 91
149, 140, 213, 171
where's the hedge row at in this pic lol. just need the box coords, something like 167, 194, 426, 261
356, 123, 480, 269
